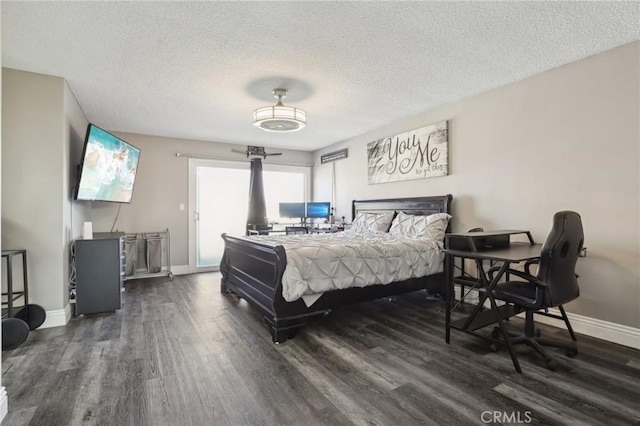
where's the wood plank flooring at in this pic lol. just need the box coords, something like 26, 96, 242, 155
2, 272, 639, 425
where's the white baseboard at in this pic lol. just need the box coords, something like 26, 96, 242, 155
452, 284, 640, 350
533, 308, 640, 350
40, 304, 72, 329
0, 386, 7, 424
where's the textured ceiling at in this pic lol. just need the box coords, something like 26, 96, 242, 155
2, 1, 639, 151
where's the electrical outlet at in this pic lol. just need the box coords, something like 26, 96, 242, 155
179, 203, 185, 211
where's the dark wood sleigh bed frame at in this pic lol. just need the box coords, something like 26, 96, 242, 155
220, 194, 453, 343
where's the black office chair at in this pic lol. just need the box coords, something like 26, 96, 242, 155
285, 226, 308, 235
489, 211, 584, 370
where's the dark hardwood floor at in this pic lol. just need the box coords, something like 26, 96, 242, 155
2, 272, 639, 425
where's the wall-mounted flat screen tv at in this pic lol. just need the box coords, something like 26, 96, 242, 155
306, 202, 331, 219
74, 124, 141, 203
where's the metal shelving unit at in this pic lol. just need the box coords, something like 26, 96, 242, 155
123, 228, 173, 281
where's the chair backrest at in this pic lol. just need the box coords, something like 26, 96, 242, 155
285, 226, 309, 235
536, 211, 583, 307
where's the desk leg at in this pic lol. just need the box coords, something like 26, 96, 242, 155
445, 253, 452, 344
460, 261, 508, 330
487, 288, 521, 373
477, 261, 522, 374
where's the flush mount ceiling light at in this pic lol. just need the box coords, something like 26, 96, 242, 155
253, 88, 306, 132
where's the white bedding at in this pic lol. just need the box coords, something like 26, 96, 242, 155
248, 230, 445, 303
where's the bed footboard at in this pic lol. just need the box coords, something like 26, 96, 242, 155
220, 234, 328, 343
220, 232, 446, 343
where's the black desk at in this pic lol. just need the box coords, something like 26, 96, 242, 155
444, 231, 541, 373
309, 228, 333, 234
248, 229, 286, 236
247, 227, 334, 236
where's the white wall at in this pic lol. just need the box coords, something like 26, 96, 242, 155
87, 133, 314, 266
313, 42, 640, 329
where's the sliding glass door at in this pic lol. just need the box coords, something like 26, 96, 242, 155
190, 160, 249, 271
188, 158, 310, 272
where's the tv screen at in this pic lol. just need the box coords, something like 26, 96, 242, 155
75, 124, 141, 203
306, 202, 331, 219
279, 202, 305, 219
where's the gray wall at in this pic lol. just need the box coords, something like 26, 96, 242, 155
2, 69, 88, 313
88, 133, 314, 266
2, 69, 65, 311
313, 42, 640, 328
64, 80, 91, 305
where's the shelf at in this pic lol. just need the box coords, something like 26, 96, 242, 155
450, 304, 522, 332
2, 293, 26, 305
453, 275, 479, 286
2, 305, 26, 319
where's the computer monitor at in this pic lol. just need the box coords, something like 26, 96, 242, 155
306, 202, 331, 219
279, 202, 306, 219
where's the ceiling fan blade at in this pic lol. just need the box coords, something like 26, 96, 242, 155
266, 152, 283, 156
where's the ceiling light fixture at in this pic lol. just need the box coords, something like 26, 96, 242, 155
253, 88, 306, 132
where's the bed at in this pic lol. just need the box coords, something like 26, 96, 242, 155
220, 194, 453, 343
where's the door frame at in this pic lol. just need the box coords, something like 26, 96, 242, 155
188, 158, 249, 273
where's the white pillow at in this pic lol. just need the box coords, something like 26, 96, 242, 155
350, 212, 395, 233
389, 212, 452, 240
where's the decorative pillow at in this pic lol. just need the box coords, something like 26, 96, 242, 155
389, 212, 452, 240
350, 212, 395, 233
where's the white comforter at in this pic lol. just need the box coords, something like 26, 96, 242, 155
248, 230, 445, 303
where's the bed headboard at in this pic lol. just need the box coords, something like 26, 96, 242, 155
352, 194, 452, 220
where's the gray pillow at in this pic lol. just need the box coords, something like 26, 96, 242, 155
351, 212, 395, 233
389, 212, 452, 240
